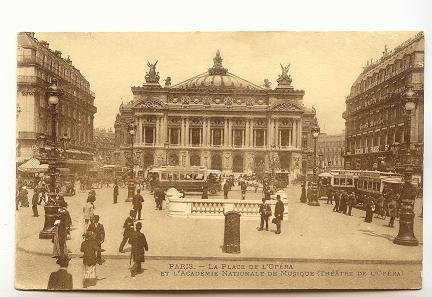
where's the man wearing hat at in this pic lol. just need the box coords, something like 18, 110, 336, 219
274, 195, 285, 234
119, 209, 136, 253
128, 221, 148, 277
87, 215, 105, 264
47, 256, 73, 290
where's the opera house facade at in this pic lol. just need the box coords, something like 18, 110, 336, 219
114, 51, 318, 176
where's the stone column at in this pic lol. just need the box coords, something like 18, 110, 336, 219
224, 118, 228, 147
267, 118, 273, 147
185, 117, 189, 146
163, 114, 168, 143
207, 118, 211, 146
245, 120, 250, 148
249, 119, 254, 147
155, 117, 160, 145
181, 118, 185, 146
275, 119, 280, 146
298, 119, 302, 149
202, 118, 206, 146
228, 119, 232, 147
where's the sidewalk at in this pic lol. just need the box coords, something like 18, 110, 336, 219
16, 185, 423, 263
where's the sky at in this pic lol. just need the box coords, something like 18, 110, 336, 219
35, 31, 416, 134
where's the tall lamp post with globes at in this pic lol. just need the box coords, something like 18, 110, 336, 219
393, 85, 419, 246
36, 78, 65, 239
308, 125, 320, 206
125, 124, 136, 202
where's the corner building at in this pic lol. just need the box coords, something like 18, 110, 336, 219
343, 32, 424, 172
115, 51, 318, 175
17, 32, 97, 171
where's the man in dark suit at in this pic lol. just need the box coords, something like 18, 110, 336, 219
258, 198, 271, 231
274, 195, 285, 234
47, 256, 73, 290
113, 182, 119, 204
132, 189, 144, 220
87, 215, 105, 264
129, 222, 148, 277
119, 210, 136, 253
223, 181, 230, 199
31, 190, 39, 217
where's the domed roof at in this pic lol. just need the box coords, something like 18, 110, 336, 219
170, 50, 264, 91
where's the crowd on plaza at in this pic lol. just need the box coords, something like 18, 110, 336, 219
320, 186, 405, 227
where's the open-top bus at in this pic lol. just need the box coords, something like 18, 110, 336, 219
147, 166, 222, 194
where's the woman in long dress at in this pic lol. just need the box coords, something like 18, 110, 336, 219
80, 231, 101, 288
364, 198, 375, 223
52, 212, 68, 259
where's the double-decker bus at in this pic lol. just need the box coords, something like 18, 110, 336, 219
356, 171, 403, 203
147, 166, 222, 194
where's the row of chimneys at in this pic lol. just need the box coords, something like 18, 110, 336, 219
25, 32, 73, 65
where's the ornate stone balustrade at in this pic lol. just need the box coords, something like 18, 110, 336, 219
167, 198, 288, 220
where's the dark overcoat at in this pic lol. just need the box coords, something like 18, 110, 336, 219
47, 269, 73, 290
275, 200, 285, 221
129, 231, 148, 263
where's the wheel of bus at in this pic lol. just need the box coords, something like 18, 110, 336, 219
209, 188, 217, 195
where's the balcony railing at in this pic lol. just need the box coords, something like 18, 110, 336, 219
17, 131, 38, 139
17, 75, 47, 86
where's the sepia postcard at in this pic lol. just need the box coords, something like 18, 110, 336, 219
15, 31, 423, 290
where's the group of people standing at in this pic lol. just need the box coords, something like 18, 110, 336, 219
325, 188, 400, 227
257, 195, 285, 234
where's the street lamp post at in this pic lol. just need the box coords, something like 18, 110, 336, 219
125, 124, 136, 202
37, 78, 63, 239
308, 126, 320, 206
394, 85, 419, 246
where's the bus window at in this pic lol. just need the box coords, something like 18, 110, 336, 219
373, 182, 380, 191
161, 173, 168, 180
168, 173, 173, 181
340, 178, 346, 185
347, 178, 353, 186
173, 173, 179, 181
368, 181, 372, 190
334, 178, 340, 185
194, 173, 204, 180
180, 173, 186, 180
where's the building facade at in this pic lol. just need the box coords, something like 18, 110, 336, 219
343, 32, 424, 172
317, 133, 345, 170
94, 128, 117, 165
114, 51, 318, 175
17, 32, 97, 171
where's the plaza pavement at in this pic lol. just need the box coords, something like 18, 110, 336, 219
15, 184, 423, 262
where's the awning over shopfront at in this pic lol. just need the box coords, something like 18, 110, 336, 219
17, 158, 48, 173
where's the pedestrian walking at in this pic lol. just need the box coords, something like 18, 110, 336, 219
87, 215, 105, 264
154, 187, 165, 210
258, 198, 272, 231
333, 191, 340, 212
128, 222, 148, 278
113, 182, 119, 204
326, 187, 333, 204
32, 189, 39, 217
80, 231, 101, 288
52, 212, 68, 259
240, 181, 247, 200
340, 191, 348, 214
347, 192, 356, 216
300, 182, 307, 203
273, 195, 285, 234
20, 186, 29, 207
119, 210, 136, 253
83, 198, 95, 233
47, 256, 73, 290
201, 181, 208, 199
387, 199, 397, 227
132, 189, 144, 220
223, 181, 230, 199
364, 198, 375, 223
